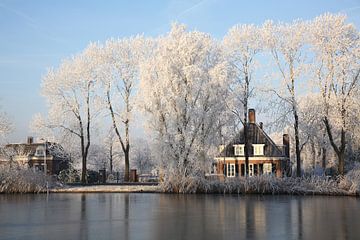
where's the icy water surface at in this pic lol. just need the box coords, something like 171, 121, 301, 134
0, 193, 359, 240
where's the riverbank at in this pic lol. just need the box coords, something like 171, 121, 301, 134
48, 174, 359, 196
49, 183, 356, 195
51, 184, 160, 193
1, 165, 359, 195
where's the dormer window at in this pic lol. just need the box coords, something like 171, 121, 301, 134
219, 145, 225, 153
35, 146, 45, 157
234, 144, 244, 156
253, 144, 265, 156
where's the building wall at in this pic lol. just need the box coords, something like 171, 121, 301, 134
29, 158, 67, 175
216, 159, 283, 177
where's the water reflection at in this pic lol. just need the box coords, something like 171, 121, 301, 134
0, 194, 359, 240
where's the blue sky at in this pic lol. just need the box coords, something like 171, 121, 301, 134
0, 0, 359, 142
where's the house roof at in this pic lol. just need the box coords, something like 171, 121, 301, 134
3, 142, 68, 160
219, 122, 285, 158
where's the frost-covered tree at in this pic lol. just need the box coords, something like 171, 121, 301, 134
131, 138, 154, 174
311, 13, 360, 175
298, 93, 330, 172
0, 144, 30, 169
0, 106, 12, 141
263, 20, 310, 177
39, 48, 100, 183
101, 128, 124, 174
139, 24, 230, 191
223, 24, 263, 176
103, 129, 116, 174
90, 37, 149, 181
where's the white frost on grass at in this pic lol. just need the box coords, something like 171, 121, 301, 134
160, 174, 357, 195
339, 163, 360, 194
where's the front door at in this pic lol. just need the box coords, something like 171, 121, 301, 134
227, 164, 235, 177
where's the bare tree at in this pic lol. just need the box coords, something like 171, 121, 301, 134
93, 37, 148, 181
39, 48, 100, 183
311, 13, 360, 174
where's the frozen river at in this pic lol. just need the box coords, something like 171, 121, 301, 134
0, 193, 359, 240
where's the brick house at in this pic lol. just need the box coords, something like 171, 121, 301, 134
214, 109, 290, 177
2, 137, 69, 175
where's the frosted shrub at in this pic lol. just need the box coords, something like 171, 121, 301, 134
0, 166, 49, 193
160, 174, 206, 194
58, 168, 80, 183
160, 174, 351, 195
340, 164, 360, 194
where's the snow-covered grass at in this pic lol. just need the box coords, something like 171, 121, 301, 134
159, 174, 357, 195
0, 166, 49, 193
339, 163, 360, 194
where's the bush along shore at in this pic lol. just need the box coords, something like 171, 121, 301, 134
0, 166, 51, 193
159, 167, 360, 195
159, 176, 349, 195
1, 166, 360, 195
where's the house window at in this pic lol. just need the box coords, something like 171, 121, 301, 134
35, 146, 45, 157
249, 163, 254, 176
227, 164, 235, 177
219, 145, 225, 153
34, 163, 44, 172
263, 163, 272, 175
234, 144, 244, 156
253, 144, 265, 156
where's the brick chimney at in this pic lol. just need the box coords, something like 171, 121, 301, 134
27, 136, 34, 144
248, 109, 256, 123
283, 134, 290, 158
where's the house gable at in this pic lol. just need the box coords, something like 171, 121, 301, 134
219, 122, 285, 158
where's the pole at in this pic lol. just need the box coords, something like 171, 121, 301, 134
44, 140, 47, 175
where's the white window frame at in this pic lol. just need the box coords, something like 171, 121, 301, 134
35, 146, 45, 157
249, 163, 254, 176
253, 144, 265, 156
227, 163, 235, 177
263, 163, 272, 175
219, 145, 225, 153
234, 144, 245, 156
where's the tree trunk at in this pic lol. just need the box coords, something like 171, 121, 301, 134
106, 87, 131, 182
80, 135, 87, 184
109, 144, 113, 174
322, 147, 326, 170
124, 103, 130, 181
80, 82, 92, 184
323, 117, 346, 175
310, 140, 316, 169
321, 131, 327, 170
294, 109, 301, 177
124, 147, 130, 182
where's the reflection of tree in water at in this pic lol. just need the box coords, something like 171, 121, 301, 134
297, 198, 303, 240
124, 194, 130, 240
1, 194, 360, 240
79, 194, 88, 240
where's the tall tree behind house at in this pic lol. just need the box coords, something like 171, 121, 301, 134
139, 24, 230, 191
263, 20, 310, 177
223, 24, 263, 176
